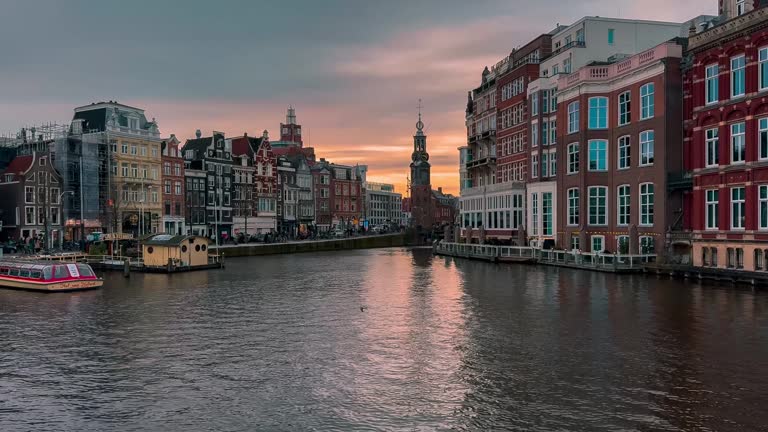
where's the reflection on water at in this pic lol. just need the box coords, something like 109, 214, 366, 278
0, 248, 767, 431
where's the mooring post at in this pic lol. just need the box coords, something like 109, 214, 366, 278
220, 252, 225, 269
123, 258, 130, 278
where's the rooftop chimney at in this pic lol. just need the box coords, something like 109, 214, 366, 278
195, 129, 202, 139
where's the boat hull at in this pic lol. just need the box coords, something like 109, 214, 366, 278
0, 278, 104, 292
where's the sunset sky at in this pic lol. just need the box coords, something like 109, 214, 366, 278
1, 0, 715, 195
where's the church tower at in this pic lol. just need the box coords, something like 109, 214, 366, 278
279, 106, 303, 146
409, 100, 434, 229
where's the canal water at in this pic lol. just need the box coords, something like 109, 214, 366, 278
1, 248, 767, 431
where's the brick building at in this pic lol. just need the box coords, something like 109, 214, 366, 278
161, 134, 185, 235
0, 152, 64, 246
231, 131, 277, 234
557, 40, 686, 254
685, 2, 768, 270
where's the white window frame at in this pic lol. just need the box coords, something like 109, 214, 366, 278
531, 123, 538, 147
567, 101, 579, 133
760, 118, 768, 161
567, 143, 579, 174
588, 186, 608, 226
531, 153, 539, 178
731, 186, 745, 230
706, 189, 719, 230
731, 55, 746, 98
731, 122, 745, 164
591, 235, 605, 253
588, 139, 608, 172
760, 47, 768, 91
567, 188, 579, 226
639, 130, 654, 166
588, 97, 608, 129
705, 128, 719, 167
760, 185, 768, 230
640, 83, 654, 120
618, 91, 631, 126
640, 183, 654, 227
706, 64, 719, 104
617, 184, 630, 226
617, 135, 630, 170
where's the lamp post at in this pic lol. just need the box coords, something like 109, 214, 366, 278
55, 191, 74, 251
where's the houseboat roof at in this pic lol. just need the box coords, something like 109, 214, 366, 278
143, 234, 208, 246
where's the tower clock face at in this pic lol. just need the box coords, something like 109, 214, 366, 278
421, 153, 429, 162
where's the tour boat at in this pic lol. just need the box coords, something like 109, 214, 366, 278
0, 260, 103, 292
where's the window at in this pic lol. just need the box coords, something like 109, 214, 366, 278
761, 48, 768, 91
761, 185, 768, 230
588, 97, 608, 129
618, 136, 630, 169
568, 143, 579, 174
607, 29, 615, 45
731, 187, 745, 229
640, 183, 654, 226
140, 146, 147, 157
591, 235, 605, 253
542, 152, 548, 177
640, 83, 654, 120
164, 162, 171, 175
706, 128, 719, 167
131, 145, 137, 155
640, 236, 655, 254
731, 55, 746, 98
532, 193, 538, 236
618, 91, 631, 126
568, 188, 579, 226
531, 92, 538, 116
549, 120, 556, 145
542, 122, 548, 146
542, 193, 552, 236
756, 249, 764, 271
122, 143, 128, 154
640, 130, 654, 166
706, 189, 719, 229
567, 101, 579, 133
588, 186, 607, 226
731, 122, 745, 163
532, 123, 538, 147
550, 89, 557, 113
617, 185, 630, 226
542, 91, 549, 114
760, 118, 768, 160
549, 151, 557, 176
25, 186, 34, 204
175, 182, 182, 195
706, 64, 719, 104
25, 207, 35, 224
737, 0, 746, 16
570, 235, 580, 251
50, 207, 59, 225
50, 188, 60, 204
588, 140, 607, 171
531, 154, 538, 178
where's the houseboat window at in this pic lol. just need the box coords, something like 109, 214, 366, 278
19, 270, 31, 278
54, 266, 68, 279
77, 264, 94, 277
181, 245, 188, 252
30, 271, 41, 279
201, 244, 207, 251
0, 267, 8, 275
43, 267, 53, 280
9, 269, 20, 277
195, 245, 201, 252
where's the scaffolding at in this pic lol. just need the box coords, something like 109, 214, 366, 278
1, 122, 114, 242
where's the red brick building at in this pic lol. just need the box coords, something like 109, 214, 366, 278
231, 131, 277, 234
161, 135, 185, 234
328, 162, 362, 229
312, 161, 332, 230
557, 40, 686, 254
685, 3, 768, 270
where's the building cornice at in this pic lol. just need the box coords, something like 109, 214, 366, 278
689, 8, 768, 52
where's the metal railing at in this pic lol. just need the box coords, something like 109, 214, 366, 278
435, 242, 656, 270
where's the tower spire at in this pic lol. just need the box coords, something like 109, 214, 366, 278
415, 98, 424, 134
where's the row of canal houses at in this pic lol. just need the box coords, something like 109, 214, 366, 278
0, 104, 367, 246
459, 0, 768, 273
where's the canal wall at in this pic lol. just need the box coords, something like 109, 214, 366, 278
211, 233, 408, 258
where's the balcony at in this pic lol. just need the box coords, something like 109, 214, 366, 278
466, 156, 496, 170
549, 40, 585, 58
559, 42, 683, 90
667, 172, 693, 191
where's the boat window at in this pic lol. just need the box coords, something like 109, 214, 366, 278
77, 264, 94, 277
54, 266, 68, 279
0, 267, 8, 275
30, 271, 41, 279
19, 270, 30, 278
43, 267, 53, 280
9, 269, 20, 277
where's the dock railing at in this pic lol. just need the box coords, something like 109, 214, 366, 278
435, 242, 656, 270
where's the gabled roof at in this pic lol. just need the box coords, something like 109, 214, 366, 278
182, 133, 225, 159
231, 135, 264, 157
1, 155, 33, 177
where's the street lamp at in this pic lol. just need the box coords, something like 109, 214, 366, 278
55, 191, 74, 251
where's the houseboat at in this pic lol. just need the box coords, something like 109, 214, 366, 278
0, 260, 103, 292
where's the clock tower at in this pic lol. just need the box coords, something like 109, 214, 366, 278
409, 100, 434, 229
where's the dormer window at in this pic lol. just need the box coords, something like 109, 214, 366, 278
4, 174, 13, 182
129, 118, 139, 130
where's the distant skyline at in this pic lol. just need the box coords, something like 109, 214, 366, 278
0, 0, 715, 194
